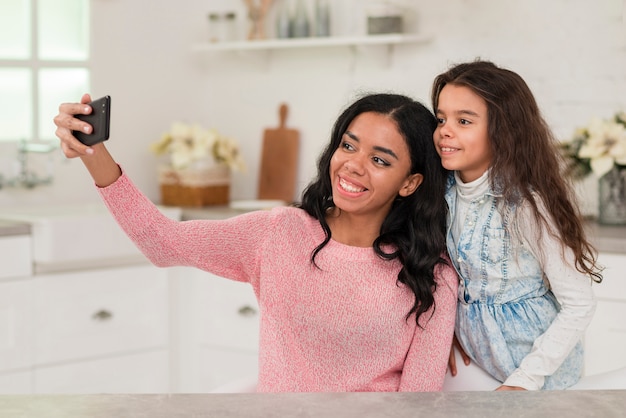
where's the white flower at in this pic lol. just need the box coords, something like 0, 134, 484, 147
150, 122, 245, 172
577, 117, 626, 178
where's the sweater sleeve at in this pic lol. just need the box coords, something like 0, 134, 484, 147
97, 172, 272, 287
399, 259, 459, 391
503, 201, 597, 390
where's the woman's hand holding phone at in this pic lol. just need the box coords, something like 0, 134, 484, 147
53, 93, 121, 187
54, 93, 111, 158
72, 95, 111, 146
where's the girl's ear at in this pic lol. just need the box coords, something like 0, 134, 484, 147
399, 173, 423, 197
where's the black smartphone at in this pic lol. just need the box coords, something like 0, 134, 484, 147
73, 95, 111, 146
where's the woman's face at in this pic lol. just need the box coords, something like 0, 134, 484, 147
433, 84, 492, 182
329, 111, 422, 219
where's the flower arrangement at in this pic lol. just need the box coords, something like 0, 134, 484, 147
150, 122, 245, 172
560, 111, 626, 179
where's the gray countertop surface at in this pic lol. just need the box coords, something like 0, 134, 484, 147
0, 391, 624, 418
587, 222, 626, 253
0, 219, 30, 237
182, 206, 626, 254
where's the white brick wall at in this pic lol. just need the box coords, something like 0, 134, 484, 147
1, 0, 623, 215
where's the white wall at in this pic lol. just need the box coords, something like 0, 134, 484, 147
1, 0, 624, 215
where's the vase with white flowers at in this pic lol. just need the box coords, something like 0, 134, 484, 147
150, 122, 245, 207
560, 111, 626, 225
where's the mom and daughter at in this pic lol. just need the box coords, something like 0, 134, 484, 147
53, 60, 602, 392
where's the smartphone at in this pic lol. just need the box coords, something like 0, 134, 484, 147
73, 95, 111, 146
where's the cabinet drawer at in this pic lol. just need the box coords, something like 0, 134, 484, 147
34, 349, 169, 393
194, 274, 259, 351
34, 265, 168, 365
593, 253, 626, 299
0, 370, 32, 394
584, 299, 626, 376
194, 346, 258, 392
0, 235, 32, 280
0, 280, 33, 372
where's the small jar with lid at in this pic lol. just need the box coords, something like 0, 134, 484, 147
207, 11, 238, 42
208, 12, 221, 42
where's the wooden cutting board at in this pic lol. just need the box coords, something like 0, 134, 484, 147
258, 103, 300, 203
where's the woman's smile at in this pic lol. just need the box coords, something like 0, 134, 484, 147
338, 176, 367, 194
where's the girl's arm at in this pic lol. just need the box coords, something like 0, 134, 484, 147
399, 261, 459, 391
504, 202, 596, 390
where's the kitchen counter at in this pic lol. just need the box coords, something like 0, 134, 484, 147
181, 205, 626, 254
587, 222, 626, 253
0, 391, 623, 417
0, 219, 30, 237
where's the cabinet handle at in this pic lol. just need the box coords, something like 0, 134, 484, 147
92, 309, 113, 321
238, 305, 257, 317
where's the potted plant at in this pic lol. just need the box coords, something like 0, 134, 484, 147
150, 122, 245, 207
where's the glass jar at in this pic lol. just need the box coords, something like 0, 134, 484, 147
598, 165, 626, 225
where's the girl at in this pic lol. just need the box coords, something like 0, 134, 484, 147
432, 60, 602, 391
54, 92, 458, 392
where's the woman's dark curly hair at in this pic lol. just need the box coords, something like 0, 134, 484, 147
298, 93, 450, 325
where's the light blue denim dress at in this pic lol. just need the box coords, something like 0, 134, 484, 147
445, 175, 583, 390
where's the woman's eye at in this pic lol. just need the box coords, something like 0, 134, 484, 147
459, 119, 470, 125
341, 141, 354, 151
373, 156, 390, 166
436, 117, 445, 124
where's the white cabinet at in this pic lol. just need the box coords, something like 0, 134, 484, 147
0, 234, 32, 279
0, 203, 182, 394
34, 350, 169, 394
0, 233, 35, 393
175, 268, 259, 392
31, 264, 170, 393
33, 265, 168, 366
0, 371, 31, 394
0, 279, 33, 373
584, 252, 626, 376
0, 264, 171, 394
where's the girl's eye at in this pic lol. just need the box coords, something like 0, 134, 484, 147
436, 117, 445, 124
459, 119, 470, 125
373, 156, 390, 166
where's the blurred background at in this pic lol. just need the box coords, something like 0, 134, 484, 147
0, 0, 624, 216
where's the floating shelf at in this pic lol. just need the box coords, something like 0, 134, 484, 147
191, 33, 431, 53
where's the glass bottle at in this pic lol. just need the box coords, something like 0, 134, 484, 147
290, 0, 310, 38
314, 0, 330, 37
275, 0, 291, 39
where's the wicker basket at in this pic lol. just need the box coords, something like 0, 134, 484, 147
159, 164, 231, 207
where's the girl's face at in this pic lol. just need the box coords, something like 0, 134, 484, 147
433, 84, 492, 182
329, 111, 422, 219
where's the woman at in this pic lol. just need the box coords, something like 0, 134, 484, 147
54, 92, 458, 392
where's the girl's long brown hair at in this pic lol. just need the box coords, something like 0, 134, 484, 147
432, 60, 602, 282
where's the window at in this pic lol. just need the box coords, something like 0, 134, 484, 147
0, 0, 90, 143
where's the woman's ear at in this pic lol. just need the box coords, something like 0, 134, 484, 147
399, 173, 423, 197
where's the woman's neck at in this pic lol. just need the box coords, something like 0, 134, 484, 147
325, 208, 381, 247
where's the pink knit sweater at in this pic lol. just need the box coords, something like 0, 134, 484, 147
98, 173, 458, 392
